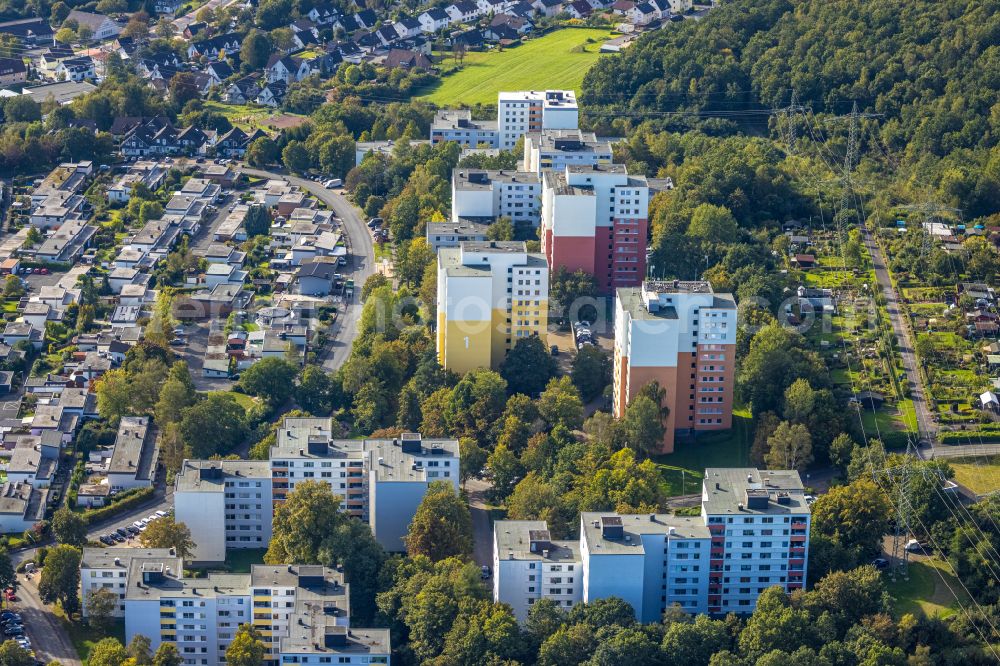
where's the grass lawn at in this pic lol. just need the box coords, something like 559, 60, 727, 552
949, 456, 1000, 495
208, 390, 257, 411
54, 602, 124, 664
654, 408, 751, 496
417, 28, 613, 106
201, 101, 305, 131
887, 558, 970, 618
221, 548, 268, 573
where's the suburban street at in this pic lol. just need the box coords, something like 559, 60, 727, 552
862, 226, 938, 451
239, 166, 375, 371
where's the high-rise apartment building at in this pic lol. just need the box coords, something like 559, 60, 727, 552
498, 90, 578, 149
613, 280, 736, 453
173, 460, 273, 564
451, 169, 542, 227
436, 241, 548, 373
540, 164, 650, 294
269, 421, 460, 551
492, 468, 810, 621
522, 130, 613, 174
121, 558, 390, 666
81, 547, 180, 618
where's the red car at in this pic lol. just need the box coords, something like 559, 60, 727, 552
4, 588, 15, 602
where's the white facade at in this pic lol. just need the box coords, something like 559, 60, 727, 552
497, 90, 578, 149
451, 170, 542, 226
493, 521, 583, 621
81, 548, 179, 618
173, 460, 273, 564
494, 469, 810, 622
270, 423, 460, 552
523, 130, 614, 174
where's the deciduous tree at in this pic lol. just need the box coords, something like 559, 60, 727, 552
224, 625, 266, 666
404, 481, 472, 560
38, 544, 81, 614
51, 507, 87, 547
139, 517, 195, 559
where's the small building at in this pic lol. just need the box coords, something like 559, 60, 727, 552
791, 253, 816, 269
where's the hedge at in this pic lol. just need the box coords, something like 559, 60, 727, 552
939, 431, 1000, 445
80, 487, 156, 525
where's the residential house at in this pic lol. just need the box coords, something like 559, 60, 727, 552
419, 7, 451, 32
478, 0, 511, 14
0, 481, 47, 533
265, 54, 312, 84
307, 6, 340, 24
55, 56, 95, 82
383, 48, 433, 70
187, 33, 241, 61
216, 127, 253, 158
205, 60, 233, 86
0, 57, 27, 86
566, 0, 592, 17
446, 0, 482, 23
225, 75, 261, 104
153, 0, 182, 14
256, 81, 287, 107
297, 260, 336, 296
0, 18, 54, 46
532, 0, 564, 17
66, 10, 122, 40
375, 24, 400, 45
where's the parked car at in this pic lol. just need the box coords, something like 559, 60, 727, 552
125, 526, 139, 536
4, 626, 23, 637
480, 566, 491, 580
905, 539, 927, 553
1, 613, 22, 624
550, 345, 559, 356
112, 533, 125, 543
155, 510, 167, 518
99, 535, 113, 545
871, 558, 890, 570
4, 588, 17, 602
169, 338, 186, 346
116, 528, 128, 538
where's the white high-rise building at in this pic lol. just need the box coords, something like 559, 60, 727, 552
173, 459, 273, 564
270, 420, 460, 552
451, 169, 542, 227
492, 468, 811, 621
81, 547, 180, 618
122, 560, 390, 665
498, 90, 578, 149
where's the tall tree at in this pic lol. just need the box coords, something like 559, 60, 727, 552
240, 30, 271, 70
764, 421, 813, 471
621, 395, 666, 458
87, 638, 129, 666
243, 204, 272, 238
86, 588, 120, 634
51, 507, 88, 547
500, 336, 557, 397
237, 357, 297, 406
178, 394, 247, 458
139, 517, 196, 559
537, 376, 585, 430
224, 625, 266, 666
404, 481, 473, 560
38, 545, 81, 614
571, 345, 611, 401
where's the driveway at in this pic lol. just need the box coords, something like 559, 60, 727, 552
173, 0, 240, 32
10, 574, 81, 666
863, 227, 938, 451
465, 478, 494, 569
238, 167, 375, 371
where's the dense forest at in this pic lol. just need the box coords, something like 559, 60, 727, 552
583, 0, 1000, 221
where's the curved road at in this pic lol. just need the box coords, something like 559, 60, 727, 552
239, 166, 375, 371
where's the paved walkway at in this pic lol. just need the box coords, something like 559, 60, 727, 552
863, 226, 938, 451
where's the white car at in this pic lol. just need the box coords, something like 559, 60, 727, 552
132, 521, 144, 529
155, 510, 167, 518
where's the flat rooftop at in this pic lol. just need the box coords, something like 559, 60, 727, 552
453, 169, 540, 190
108, 416, 155, 479
702, 468, 810, 516
174, 459, 271, 493
580, 512, 711, 556
494, 520, 580, 562
82, 547, 177, 569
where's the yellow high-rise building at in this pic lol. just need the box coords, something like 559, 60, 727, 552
436, 241, 548, 374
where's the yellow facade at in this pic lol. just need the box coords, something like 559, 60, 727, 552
441, 317, 493, 374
